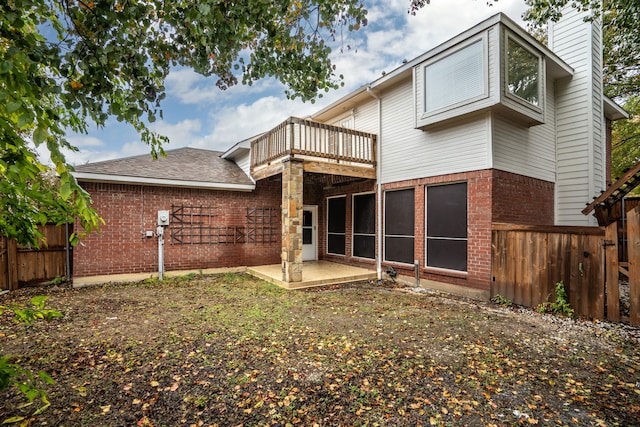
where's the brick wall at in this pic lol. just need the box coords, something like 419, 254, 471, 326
492, 170, 554, 225
380, 169, 555, 291
74, 179, 282, 277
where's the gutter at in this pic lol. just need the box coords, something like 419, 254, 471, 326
72, 172, 256, 192
366, 85, 383, 280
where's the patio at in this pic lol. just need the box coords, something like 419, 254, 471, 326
247, 260, 377, 289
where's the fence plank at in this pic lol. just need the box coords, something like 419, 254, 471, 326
628, 208, 640, 325
605, 222, 620, 321
491, 224, 605, 320
8, 239, 18, 291
532, 231, 547, 307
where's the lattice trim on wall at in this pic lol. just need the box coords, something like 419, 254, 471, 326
169, 205, 278, 245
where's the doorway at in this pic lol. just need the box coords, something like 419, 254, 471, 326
302, 205, 317, 261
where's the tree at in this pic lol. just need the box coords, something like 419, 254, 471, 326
612, 96, 640, 179
1, 0, 367, 247
521, 0, 640, 100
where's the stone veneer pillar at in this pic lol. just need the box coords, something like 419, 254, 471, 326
281, 158, 304, 282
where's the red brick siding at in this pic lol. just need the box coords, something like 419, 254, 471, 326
74, 179, 281, 277
492, 170, 554, 225
381, 169, 554, 290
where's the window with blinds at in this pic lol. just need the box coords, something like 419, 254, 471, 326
424, 39, 486, 114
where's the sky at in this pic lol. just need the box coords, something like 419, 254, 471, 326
61, 0, 529, 166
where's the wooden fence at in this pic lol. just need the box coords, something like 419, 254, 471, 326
492, 219, 640, 325
0, 224, 72, 290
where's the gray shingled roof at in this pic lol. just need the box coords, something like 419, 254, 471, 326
74, 147, 253, 186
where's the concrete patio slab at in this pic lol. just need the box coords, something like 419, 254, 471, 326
72, 266, 246, 288
247, 261, 377, 289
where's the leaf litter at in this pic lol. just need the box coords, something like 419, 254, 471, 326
0, 273, 638, 426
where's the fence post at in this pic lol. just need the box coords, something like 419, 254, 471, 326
627, 207, 640, 325
7, 239, 18, 291
604, 222, 620, 321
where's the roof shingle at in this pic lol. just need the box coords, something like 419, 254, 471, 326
73, 147, 253, 187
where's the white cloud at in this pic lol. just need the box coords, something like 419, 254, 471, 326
165, 68, 281, 105
193, 96, 318, 151
150, 118, 202, 147
66, 135, 104, 148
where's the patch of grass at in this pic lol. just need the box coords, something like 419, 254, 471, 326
490, 294, 513, 307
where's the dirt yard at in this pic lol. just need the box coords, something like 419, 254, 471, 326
1, 273, 639, 426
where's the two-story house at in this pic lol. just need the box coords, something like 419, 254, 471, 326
72, 7, 627, 295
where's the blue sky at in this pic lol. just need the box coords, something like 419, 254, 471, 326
60, 0, 528, 165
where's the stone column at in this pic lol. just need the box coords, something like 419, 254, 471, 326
281, 159, 304, 282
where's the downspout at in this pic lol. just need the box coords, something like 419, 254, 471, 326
366, 85, 383, 280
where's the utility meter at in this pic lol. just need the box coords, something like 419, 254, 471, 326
157, 210, 170, 226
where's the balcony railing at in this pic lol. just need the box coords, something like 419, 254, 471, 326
250, 117, 377, 171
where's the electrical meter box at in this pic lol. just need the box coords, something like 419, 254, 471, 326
157, 210, 170, 226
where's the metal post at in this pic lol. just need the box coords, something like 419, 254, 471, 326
157, 225, 165, 280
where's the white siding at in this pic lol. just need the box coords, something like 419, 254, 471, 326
492, 77, 556, 182
234, 151, 252, 179
550, 5, 604, 225
353, 98, 379, 135
381, 78, 491, 184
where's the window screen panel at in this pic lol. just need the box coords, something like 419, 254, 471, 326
353, 193, 375, 259
385, 237, 414, 264
328, 197, 346, 233
328, 234, 346, 255
426, 183, 467, 238
353, 193, 375, 234
327, 197, 346, 255
303, 210, 312, 227
385, 189, 414, 236
353, 235, 375, 259
384, 189, 415, 263
303, 228, 312, 245
426, 239, 467, 271
425, 183, 468, 271
425, 40, 485, 113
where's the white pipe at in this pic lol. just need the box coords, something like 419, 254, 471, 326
157, 225, 165, 280
366, 86, 383, 280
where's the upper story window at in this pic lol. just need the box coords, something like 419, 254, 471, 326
506, 37, 541, 108
424, 38, 486, 114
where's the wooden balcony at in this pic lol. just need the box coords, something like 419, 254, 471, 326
250, 117, 377, 180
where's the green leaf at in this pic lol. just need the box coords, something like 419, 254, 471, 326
5, 101, 21, 114
30, 296, 49, 309
0, 60, 12, 73
37, 371, 55, 385
2, 416, 26, 424
59, 181, 72, 200
33, 127, 48, 145
17, 112, 34, 129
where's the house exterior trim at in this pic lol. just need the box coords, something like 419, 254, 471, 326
73, 172, 256, 192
